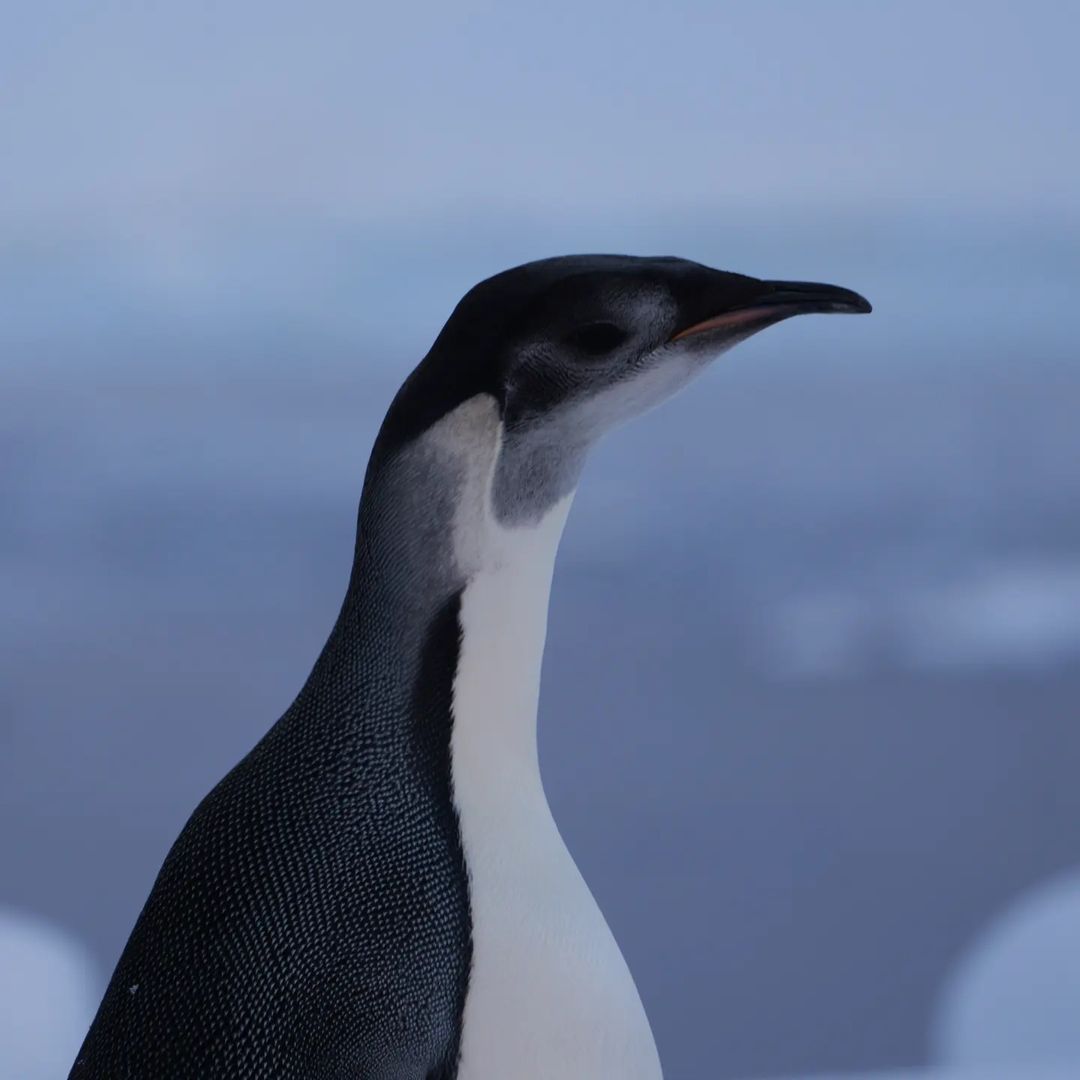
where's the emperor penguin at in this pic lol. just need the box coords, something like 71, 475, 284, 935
70, 255, 871, 1078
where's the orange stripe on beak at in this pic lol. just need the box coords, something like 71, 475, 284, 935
670, 306, 779, 342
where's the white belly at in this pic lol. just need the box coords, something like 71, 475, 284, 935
453, 783, 662, 1080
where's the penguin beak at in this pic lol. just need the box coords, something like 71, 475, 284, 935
671, 280, 872, 342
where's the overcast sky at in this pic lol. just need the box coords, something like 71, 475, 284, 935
5, 1, 1078, 230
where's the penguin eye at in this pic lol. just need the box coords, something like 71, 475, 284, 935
565, 321, 628, 356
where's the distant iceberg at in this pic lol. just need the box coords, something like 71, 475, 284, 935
758, 559, 1080, 678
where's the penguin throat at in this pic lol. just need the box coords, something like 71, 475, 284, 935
414, 394, 572, 788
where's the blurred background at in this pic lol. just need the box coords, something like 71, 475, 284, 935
3, 2, 1079, 1077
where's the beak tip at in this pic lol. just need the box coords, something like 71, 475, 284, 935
845, 294, 873, 315
761, 280, 873, 317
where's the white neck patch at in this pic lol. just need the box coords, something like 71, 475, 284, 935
425, 396, 661, 1079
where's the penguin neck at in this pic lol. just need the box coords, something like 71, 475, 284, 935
338, 394, 575, 790
428, 392, 575, 787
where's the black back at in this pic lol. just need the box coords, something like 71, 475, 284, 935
70, 506, 473, 1077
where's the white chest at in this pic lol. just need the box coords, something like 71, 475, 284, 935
448, 506, 662, 1080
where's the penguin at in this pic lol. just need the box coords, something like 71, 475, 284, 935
70, 255, 871, 1079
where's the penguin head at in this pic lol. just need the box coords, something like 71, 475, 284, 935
379, 255, 870, 524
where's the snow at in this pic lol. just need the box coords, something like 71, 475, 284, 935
0, 908, 99, 1079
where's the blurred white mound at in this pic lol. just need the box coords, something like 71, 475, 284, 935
779, 871, 1080, 1079
0, 907, 99, 1079
933, 869, 1080, 1071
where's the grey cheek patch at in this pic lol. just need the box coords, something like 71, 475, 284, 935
491, 425, 589, 528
